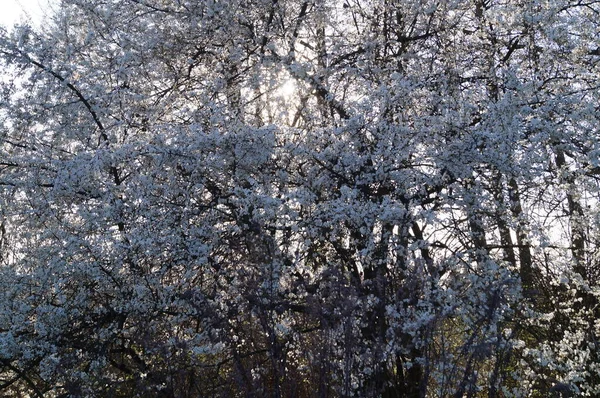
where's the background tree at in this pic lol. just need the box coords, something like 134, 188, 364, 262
0, 0, 599, 397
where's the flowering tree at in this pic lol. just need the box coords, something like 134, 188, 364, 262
0, 0, 599, 396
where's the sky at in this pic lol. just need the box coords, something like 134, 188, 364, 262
0, 0, 53, 28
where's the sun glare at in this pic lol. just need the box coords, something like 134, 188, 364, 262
277, 79, 297, 99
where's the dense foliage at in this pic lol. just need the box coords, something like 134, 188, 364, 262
0, 0, 599, 396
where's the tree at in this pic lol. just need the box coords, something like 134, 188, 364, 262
0, 0, 599, 397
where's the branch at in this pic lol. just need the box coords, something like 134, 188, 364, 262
0, 360, 45, 398
21, 56, 108, 141
0, 48, 124, 187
